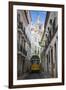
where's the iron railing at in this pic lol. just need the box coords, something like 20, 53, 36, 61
17, 43, 27, 56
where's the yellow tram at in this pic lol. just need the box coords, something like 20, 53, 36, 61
30, 55, 41, 72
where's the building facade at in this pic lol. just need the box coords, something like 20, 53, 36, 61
40, 12, 58, 77
31, 17, 44, 59
17, 10, 31, 78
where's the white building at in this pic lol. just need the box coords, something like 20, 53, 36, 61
17, 10, 31, 78
31, 17, 44, 59
40, 12, 58, 77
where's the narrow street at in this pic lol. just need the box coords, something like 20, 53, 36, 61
17, 10, 58, 80
23, 72, 51, 79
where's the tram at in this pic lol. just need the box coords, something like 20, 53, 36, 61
30, 55, 41, 72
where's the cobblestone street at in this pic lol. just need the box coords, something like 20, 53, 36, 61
18, 72, 51, 80
24, 72, 51, 79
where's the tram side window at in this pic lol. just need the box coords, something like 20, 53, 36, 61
31, 60, 34, 64
33, 60, 37, 64
35, 60, 40, 64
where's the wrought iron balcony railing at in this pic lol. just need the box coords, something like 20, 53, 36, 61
17, 43, 27, 56
17, 22, 31, 47
44, 26, 58, 51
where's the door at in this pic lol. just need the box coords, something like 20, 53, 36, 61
51, 48, 54, 77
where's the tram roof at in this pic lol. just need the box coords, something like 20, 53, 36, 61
31, 55, 40, 60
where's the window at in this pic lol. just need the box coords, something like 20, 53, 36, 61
54, 42, 58, 77
17, 32, 20, 51
51, 48, 53, 65
54, 43, 57, 62
17, 13, 20, 23
49, 30, 51, 40
23, 27, 25, 31
31, 60, 40, 64
53, 17, 56, 32
48, 27, 49, 31
49, 51, 50, 63
47, 54, 49, 72
49, 19, 52, 25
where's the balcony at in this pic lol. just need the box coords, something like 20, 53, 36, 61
45, 41, 48, 51
44, 25, 58, 51
53, 18, 58, 36
17, 43, 27, 56
18, 21, 23, 30
18, 22, 31, 47
22, 47, 27, 56
53, 25, 58, 36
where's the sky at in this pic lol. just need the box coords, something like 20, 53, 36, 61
30, 10, 47, 24
30, 10, 47, 49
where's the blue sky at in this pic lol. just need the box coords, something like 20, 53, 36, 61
30, 10, 47, 24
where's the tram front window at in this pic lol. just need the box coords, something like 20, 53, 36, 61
32, 59, 40, 64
